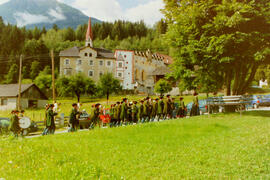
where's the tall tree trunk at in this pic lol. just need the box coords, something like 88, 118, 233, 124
225, 70, 232, 96
239, 64, 258, 95
236, 64, 249, 95
232, 63, 241, 95
76, 93, 80, 103
107, 91, 109, 105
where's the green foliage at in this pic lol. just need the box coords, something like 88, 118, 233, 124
4, 64, 18, 84
22, 79, 33, 84
98, 73, 122, 102
30, 61, 40, 80
34, 67, 52, 94
56, 74, 97, 102
163, 0, 270, 95
154, 79, 172, 95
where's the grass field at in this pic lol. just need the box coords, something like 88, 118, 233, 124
0, 111, 269, 179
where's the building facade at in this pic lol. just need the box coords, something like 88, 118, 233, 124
59, 17, 173, 94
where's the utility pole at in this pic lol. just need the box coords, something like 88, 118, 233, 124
17, 55, 23, 111
51, 49, 56, 103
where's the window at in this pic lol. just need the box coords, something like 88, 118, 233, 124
89, 53, 92, 57
142, 70, 145, 82
99, 60, 104, 66
64, 59, 70, 65
85, 53, 88, 57
89, 60, 94, 66
88, 70, 94, 77
99, 71, 103, 77
107, 61, 111, 67
77, 59, 82, 65
28, 100, 38, 108
135, 69, 139, 80
64, 69, 72, 75
118, 72, 123, 78
1, 99, 7, 106
118, 62, 123, 68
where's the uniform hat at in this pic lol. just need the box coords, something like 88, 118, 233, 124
134, 101, 137, 104
166, 94, 171, 97
180, 97, 184, 100
140, 100, 144, 103
50, 104, 54, 107
146, 97, 150, 100
155, 98, 159, 101
72, 103, 77, 107
116, 102, 120, 104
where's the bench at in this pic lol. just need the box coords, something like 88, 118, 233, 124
206, 95, 252, 115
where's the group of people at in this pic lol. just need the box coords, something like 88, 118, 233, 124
63, 94, 191, 132
108, 95, 187, 127
39, 93, 200, 136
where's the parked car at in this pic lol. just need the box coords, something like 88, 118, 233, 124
259, 94, 270, 107
0, 117, 38, 135
186, 99, 208, 115
247, 95, 262, 109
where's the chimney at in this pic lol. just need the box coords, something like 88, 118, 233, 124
85, 17, 93, 47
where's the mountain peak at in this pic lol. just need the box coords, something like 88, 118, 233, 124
0, 0, 101, 29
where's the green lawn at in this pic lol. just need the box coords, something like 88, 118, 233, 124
0, 111, 269, 179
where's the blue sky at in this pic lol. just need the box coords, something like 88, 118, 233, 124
0, 0, 164, 26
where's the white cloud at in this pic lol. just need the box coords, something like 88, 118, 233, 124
48, 7, 66, 21
71, 0, 123, 22
14, 6, 66, 27
0, 0, 9, 5
71, 0, 164, 25
14, 12, 50, 27
124, 0, 164, 25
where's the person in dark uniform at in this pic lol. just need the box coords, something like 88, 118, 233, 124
191, 92, 199, 116
9, 110, 20, 138
171, 98, 176, 119
151, 98, 158, 122
157, 96, 164, 121
131, 101, 138, 123
163, 95, 172, 119
120, 98, 128, 125
45, 104, 58, 135
177, 97, 185, 118
127, 102, 132, 124
142, 97, 150, 123
69, 103, 81, 132
109, 104, 116, 127
90, 103, 100, 129
115, 102, 121, 126
138, 100, 144, 123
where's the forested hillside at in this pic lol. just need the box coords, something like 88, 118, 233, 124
0, 17, 168, 83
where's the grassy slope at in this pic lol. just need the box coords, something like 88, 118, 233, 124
0, 111, 269, 179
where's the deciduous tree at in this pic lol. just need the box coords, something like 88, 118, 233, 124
163, 0, 270, 95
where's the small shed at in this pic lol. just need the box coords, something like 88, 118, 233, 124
0, 84, 48, 110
